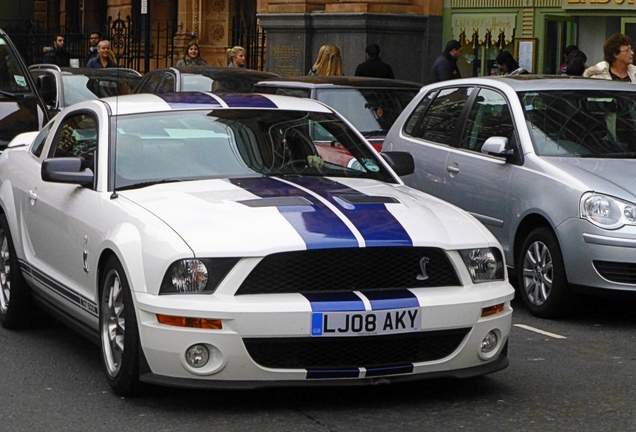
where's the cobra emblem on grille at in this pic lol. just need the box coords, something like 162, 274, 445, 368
416, 257, 430, 281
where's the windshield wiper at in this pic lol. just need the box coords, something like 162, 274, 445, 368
361, 130, 386, 137
116, 178, 184, 190
0, 90, 19, 99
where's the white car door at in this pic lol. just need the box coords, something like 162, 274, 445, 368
22, 112, 101, 319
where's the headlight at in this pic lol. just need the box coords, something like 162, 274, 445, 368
459, 248, 505, 283
160, 258, 239, 294
580, 192, 636, 229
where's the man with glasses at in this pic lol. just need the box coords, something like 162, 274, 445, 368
42, 34, 71, 67
584, 33, 636, 82
85, 31, 101, 66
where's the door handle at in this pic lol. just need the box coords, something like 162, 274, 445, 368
447, 165, 460, 174
28, 189, 38, 202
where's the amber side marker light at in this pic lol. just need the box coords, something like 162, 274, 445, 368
157, 314, 223, 330
481, 303, 505, 318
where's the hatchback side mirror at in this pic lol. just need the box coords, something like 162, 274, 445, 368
481, 136, 513, 156
380, 151, 415, 176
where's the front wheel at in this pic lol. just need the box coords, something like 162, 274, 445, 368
517, 227, 570, 318
0, 214, 30, 329
100, 256, 142, 396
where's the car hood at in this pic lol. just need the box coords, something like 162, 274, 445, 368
118, 176, 495, 256
544, 157, 636, 200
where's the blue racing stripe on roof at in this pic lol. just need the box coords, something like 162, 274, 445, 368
303, 292, 366, 312
361, 289, 420, 310
286, 177, 413, 247
157, 92, 222, 108
229, 177, 358, 249
216, 93, 278, 108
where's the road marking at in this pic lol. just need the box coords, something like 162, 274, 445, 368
514, 324, 567, 339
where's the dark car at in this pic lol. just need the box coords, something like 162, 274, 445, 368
29, 65, 142, 117
252, 76, 421, 167
0, 29, 50, 148
134, 66, 279, 94
253, 76, 421, 148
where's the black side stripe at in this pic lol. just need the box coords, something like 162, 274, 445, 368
18, 259, 99, 317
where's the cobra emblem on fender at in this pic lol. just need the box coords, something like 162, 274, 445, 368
416, 257, 430, 281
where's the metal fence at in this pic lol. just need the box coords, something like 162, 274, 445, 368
1, 16, 265, 72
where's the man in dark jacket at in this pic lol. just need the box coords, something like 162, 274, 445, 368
42, 34, 71, 67
354, 44, 394, 79
85, 31, 101, 66
431, 39, 462, 83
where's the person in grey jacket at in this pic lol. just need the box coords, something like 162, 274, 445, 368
583, 33, 636, 82
431, 40, 462, 83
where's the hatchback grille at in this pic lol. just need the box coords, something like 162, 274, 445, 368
243, 328, 470, 369
236, 247, 461, 295
594, 260, 636, 284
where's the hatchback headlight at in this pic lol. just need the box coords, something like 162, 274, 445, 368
459, 248, 505, 283
160, 258, 239, 294
580, 192, 636, 229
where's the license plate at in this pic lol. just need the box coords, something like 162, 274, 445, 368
311, 308, 420, 337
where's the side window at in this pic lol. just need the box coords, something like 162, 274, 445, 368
157, 74, 176, 94
405, 87, 473, 145
30, 122, 53, 157
460, 88, 514, 153
51, 113, 98, 170
140, 74, 162, 93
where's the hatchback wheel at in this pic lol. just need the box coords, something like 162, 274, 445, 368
0, 214, 29, 329
100, 256, 142, 396
517, 227, 570, 318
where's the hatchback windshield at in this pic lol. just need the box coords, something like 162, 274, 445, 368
521, 90, 636, 158
114, 109, 395, 189
0, 36, 32, 94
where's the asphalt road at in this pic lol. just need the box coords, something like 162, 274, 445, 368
1, 293, 635, 432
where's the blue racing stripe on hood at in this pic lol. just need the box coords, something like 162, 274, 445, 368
157, 92, 222, 108
361, 289, 419, 310
229, 177, 358, 249
216, 93, 278, 108
285, 177, 413, 247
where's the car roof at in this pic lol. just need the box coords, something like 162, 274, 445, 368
94, 92, 335, 115
150, 66, 279, 79
29, 64, 142, 78
254, 76, 422, 89
432, 75, 636, 92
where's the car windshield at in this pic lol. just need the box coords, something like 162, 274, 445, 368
316, 88, 419, 136
63, 73, 140, 105
521, 90, 636, 158
113, 109, 395, 190
0, 37, 32, 94
182, 73, 266, 93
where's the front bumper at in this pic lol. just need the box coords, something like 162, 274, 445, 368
132, 282, 514, 388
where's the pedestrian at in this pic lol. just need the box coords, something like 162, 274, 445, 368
495, 50, 529, 75
176, 41, 208, 67
558, 44, 578, 75
42, 34, 71, 67
564, 50, 587, 76
308, 44, 344, 76
227, 46, 246, 68
354, 43, 394, 79
86, 40, 118, 68
431, 39, 462, 83
85, 31, 101, 66
583, 33, 636, 82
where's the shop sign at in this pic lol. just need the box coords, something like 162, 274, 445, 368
563, 0, 636, 10
452, 14, 517, 46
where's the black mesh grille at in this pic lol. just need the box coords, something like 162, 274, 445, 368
594, 260, 636, 284
243, 328, 470, 369
237, 247, 460, 295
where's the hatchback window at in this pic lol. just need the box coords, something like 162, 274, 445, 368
461, 88, 514, 152
404, 87, 474, 145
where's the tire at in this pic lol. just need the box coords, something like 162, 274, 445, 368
100, 256, 142, 396
0, 213, 30, 329
517, 227, 570, 318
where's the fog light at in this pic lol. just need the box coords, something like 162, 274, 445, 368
481, 331, 498, 354
186, 344, 210, 368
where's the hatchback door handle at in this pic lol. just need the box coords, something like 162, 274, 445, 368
28, 189, 38, 202
447, 165, 460, 174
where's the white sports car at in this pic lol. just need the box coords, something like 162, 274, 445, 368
0, 92, 514, 395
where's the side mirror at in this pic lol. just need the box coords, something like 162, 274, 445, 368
380, 151, 415, 176
42, 157, 93, 186
481, 136, 512, 156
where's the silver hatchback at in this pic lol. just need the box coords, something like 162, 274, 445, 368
384, 76, 636, 317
